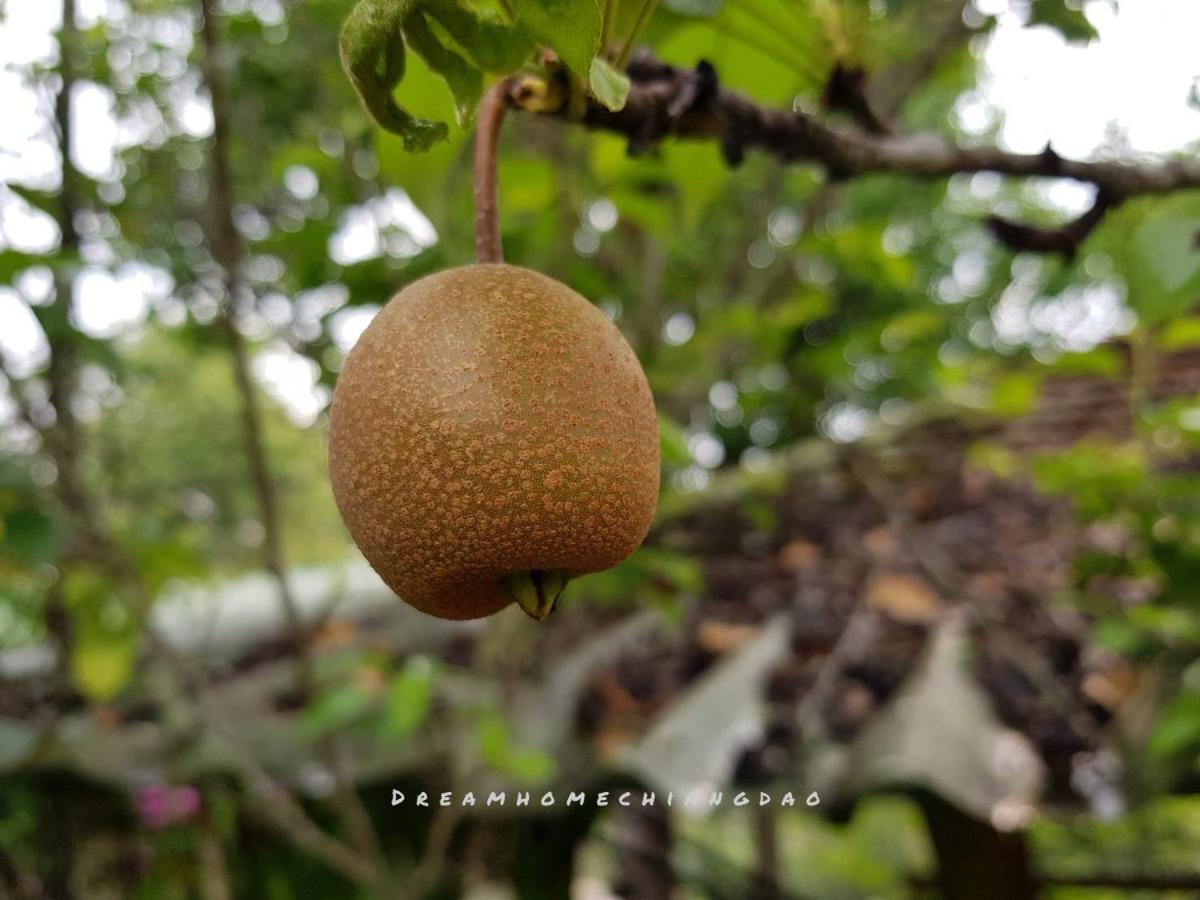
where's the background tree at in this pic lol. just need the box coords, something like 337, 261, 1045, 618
2, 0, 1200, 897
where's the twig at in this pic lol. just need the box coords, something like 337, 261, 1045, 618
400, 804, 462, 900
794, 599, 877, 741
197, 794, 233, 900
985, 189, 1114, 258
822, 63, 892, 135
601, 0, 619, 50
614, 0, 660, 71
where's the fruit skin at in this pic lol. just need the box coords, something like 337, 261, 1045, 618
328, 264, 660, 620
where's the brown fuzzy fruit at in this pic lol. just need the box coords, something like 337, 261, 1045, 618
328, 264, 660, 621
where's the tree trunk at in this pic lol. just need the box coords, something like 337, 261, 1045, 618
750, 805, 782, 900
610, 803, 675, 900
917, 792, 1037, 900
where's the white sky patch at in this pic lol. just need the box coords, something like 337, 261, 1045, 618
71, 266, 151, 338
328, 188, 437, 266
176, 91, 215, 138
0, 290, 50, 377
687, 430, 726, 469
284, 165, 319, 200
0, 72, 53, 187
252, 343, 327, 426
72, 81, 121, 180
991, 280, 1134, 352
980, 0, 1200, 157
328, 207, 380, 266
820, 403, 874, 444
0, 188, 60, 253
0, 0, 60, 67
329, 306, 380, 353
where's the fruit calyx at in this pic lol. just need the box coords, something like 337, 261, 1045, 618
502, 569, 568, 622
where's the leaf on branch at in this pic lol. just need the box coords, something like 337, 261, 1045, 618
422, 0, 534, 73
589, 56, 631, 110
340, 0, 449, 152
301, 683, 379, 739
0, 249, 40, 283
7, 184, 60, 219
64, 571, 139, 702
1026, 0, 1099, 44
403, 13, 483, 125
1106, 192, 1200, 324
511, 0, 601, 80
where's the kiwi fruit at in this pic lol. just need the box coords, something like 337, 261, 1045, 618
328, 263, 660, 621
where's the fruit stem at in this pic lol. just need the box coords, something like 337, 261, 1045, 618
475, 79, 512, 265
502, 569, 568, 622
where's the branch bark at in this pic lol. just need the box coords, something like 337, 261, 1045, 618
512, 52, 1200, 255
195, 0, 306, 672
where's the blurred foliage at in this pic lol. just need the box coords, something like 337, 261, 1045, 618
2, 0, 1200, 894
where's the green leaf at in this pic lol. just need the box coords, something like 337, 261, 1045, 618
2, 509, 62, 565
511, 0, 601, 76
71, 638, 137, 702
475, 711, 510, 765
505, 748, 555, 781
63, 572, 139, 702
989, 371, 1042, 417
422, 0, 534, 73
340, 0, 450, 151
1160, 315, 1200, 350
663, 0, 722, 16
1134, 195, 1200, 291
7, 184, 59, 219
1027, 0, 1098, 44
771, 289, 832, 330
1119, 192, 1200, 323
1149, 692, 1200, 759
0, 250, 39, 284
659, 414, 690, 467
301, 682, 378, 739
403, 13, 483, 125
588, 56, 630, 111
384, 659, 434, 739
1041, 346, 1121, 377
879, 309, 943, 351
474, 711, 555, 782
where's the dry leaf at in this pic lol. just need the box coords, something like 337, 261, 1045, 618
697, 620, 762, 654
865, 573, 943, 624
777, 540, 819, 573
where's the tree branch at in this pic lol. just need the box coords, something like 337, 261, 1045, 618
512, 52, 1200, 255
196, 0, 306, 669
985, 192, 1113, 258
195, 0, 389, 877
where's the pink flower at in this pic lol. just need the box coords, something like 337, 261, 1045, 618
135, 784, 201, 829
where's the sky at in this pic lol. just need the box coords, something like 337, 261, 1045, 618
0, 0, 1199, 425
